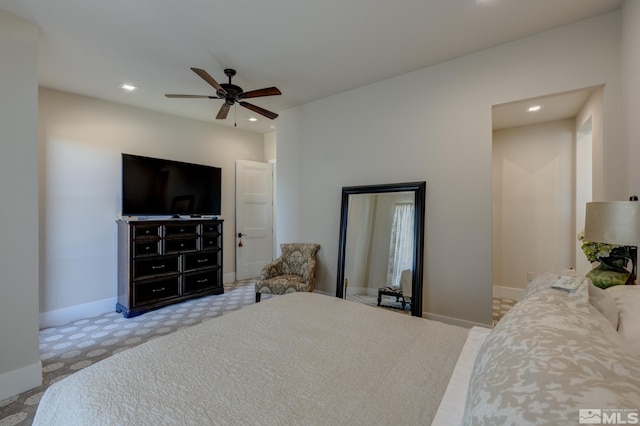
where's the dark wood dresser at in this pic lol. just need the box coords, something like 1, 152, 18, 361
116, 219, 224, 318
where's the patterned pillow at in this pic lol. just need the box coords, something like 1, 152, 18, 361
463, 282, 640, 425
589, 283, 619, 330
606, 285, 640, 356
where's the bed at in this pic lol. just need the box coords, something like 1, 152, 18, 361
34, 268, 640, 425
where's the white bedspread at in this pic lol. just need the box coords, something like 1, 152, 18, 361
34, 293, 469, 425
431, 326, 492, 426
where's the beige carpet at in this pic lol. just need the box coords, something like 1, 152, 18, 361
493, 297, 517, 325
0, 281, 271, 426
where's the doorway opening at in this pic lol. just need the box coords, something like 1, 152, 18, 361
491, 87, 601, 302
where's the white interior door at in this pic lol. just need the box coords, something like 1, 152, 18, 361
236, 160, 274, 280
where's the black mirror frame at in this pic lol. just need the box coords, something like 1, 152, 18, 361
336, 181, 426, 317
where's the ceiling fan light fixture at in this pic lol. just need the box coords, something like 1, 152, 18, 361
248, 117, 258, 122
528, 105, 542, 112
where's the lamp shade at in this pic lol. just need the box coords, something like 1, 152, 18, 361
584, 201, 640, 246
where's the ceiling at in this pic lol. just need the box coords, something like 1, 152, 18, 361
492, 88, 596, 131
1, 0, 622, 133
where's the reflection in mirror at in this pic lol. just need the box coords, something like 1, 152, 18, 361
345, 192, 414, 307
336, 182, 425, 317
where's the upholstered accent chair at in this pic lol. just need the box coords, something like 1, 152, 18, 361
255, 243, 321, 302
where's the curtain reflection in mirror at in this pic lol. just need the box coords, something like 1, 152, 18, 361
387, 202, 414, 288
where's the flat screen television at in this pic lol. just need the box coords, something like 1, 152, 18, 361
121, 153, 221, 217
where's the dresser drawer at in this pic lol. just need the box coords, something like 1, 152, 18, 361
132, 224, 161, 239
183, 251, 219, 271
133, 240, 162, 257
133, 276, 180, 306
164, 237, 198, 254
133, 255, 180, 279
200, 235, 220, 250
183, 268, 221, 294
164, 223, 198, 237
201, 222, 221, 234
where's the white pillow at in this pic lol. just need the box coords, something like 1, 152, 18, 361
605, 285, 640, 356
589, 283, 619, 330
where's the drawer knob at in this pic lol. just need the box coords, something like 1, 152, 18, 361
152, 287, 166, 293
197, 278, 208, 283
197, 259, 208, 263
151, 264, 166, 270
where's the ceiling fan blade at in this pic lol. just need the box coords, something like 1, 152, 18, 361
216, 103, 231, 120
165, 94, 218, 98
240, 87, 282, 99
191, 67, 227, 95
239, 101, 279, 120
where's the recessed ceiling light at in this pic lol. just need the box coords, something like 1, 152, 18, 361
248, 117, 258, 122
528, 105, 542, 112
120, 83, 137, 92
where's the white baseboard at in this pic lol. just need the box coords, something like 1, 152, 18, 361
345, 286, 378, 297
423, 312, 492, 329
493, 285, 524, 301
0, 361, 42, 401
40, 297, 116, 329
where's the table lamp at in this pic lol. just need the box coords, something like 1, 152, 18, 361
584, 200, 639, 286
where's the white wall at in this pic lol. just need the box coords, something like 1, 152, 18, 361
0, 11, 42, 401
493, 120, 574, 290
622, 1, 640, 198
277, 12, 623, 326
576, 87, 606, 201
575, 87, 605, 275
38, 88, 265, 326
621, 0, 640, 279
344, 194, 375, 294
264, 131, 277, 163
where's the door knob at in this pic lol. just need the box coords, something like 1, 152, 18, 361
237, 232, 247, 238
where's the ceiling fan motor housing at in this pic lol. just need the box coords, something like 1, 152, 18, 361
221, 69, 242, 102
220, 83, 243, 101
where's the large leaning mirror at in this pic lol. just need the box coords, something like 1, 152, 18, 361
336, 182, 426, 317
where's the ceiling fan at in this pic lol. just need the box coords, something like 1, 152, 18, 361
165, 68, 281, 120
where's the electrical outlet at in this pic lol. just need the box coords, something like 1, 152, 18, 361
527, 272, 534, 281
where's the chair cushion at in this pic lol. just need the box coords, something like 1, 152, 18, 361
255, 275, 311, 295
280, 243, 320, 276
379, 286, 403, 296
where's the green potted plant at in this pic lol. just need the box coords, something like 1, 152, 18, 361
578, 232, 631, 288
